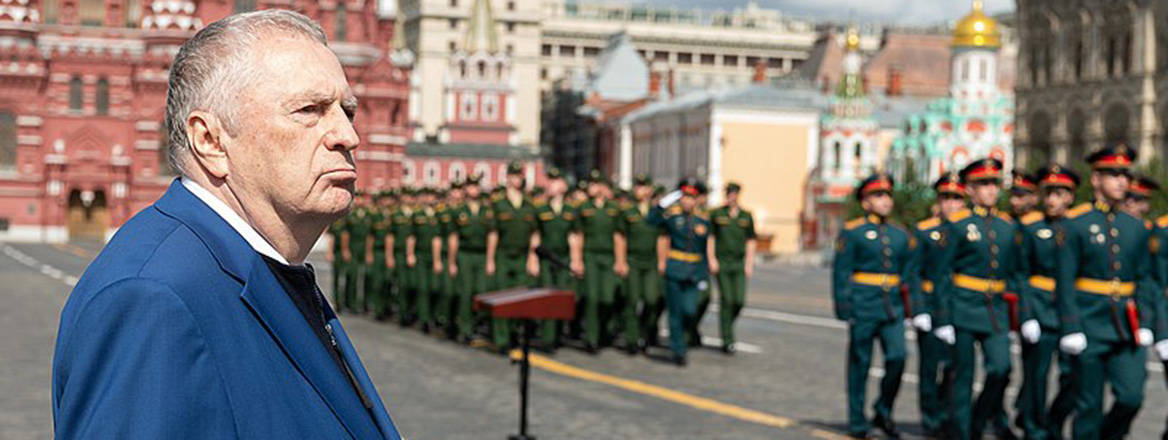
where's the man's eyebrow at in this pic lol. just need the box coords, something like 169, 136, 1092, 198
285, 90, 338, 106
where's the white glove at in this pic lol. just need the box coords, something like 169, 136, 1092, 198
1021, 320, 1041, 344
1155, 340, 1168, 361
657, 189, 683, 208
1139, 328, 1154, 347
934, 325, 955, 345
1059, 332, 1087, 355
912, 314, 932, 332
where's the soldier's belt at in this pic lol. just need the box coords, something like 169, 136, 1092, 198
668, 249, 703, 262
952, 274, 1006, 293
922, 280, 934, 293
1028, 275, 1055, 292
851, 272, 901, 289
1074, 278, 1135, 297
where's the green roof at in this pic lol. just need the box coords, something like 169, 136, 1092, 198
406, 142, 540, 160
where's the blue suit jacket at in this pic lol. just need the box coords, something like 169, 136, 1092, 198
52, 181, 401, 439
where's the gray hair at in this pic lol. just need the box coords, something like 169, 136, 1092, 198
164, 9, 328, 176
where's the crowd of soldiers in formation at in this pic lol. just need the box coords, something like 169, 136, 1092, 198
834, 143, 1168, 440
326, 161, 757, 366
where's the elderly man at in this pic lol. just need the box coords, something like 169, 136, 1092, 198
51, 10, 400, 439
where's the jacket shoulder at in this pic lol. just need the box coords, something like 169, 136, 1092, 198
946, 208, 971, 223
1020, 211, 1043, 226
843, 217, 868, 231
916, 217, 941, 231
1159, 215, 1168, 229
995, 212, 1014, 223
1066, 203, 1092, 219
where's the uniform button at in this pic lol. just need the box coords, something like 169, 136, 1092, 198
1113, 261, 1122, 271
1110, 228, 1119, 238
883, 261, 892, 269
990, 261, 1000, 269
990, 244, 999, 253
988, 231, 997, 240
1107, 214, 1116, 222
881, 237, 890, 244
1111, 244, 1120, 253
883, 248, 893, 256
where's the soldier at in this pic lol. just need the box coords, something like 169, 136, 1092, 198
913, 172, 965, 438
573, 169, 626, 352
447, 174, 497, 344
708, 181, 757, 354
1012, 164, 1080, 440
1009, 169, 1039, 219
490, 161, 540, 351
411, 188, 445, 333
1055, 143, 1159, 439
932, 158, 1021, 440
436, 181, 465, 338
1150, 183, 1168, 440
366, 191, 393, 320
327, 213, 348, 310
534, 168, 580, 350
832, 172, 919, 439
616, 174, 662, 354
689, 181, 713, 347
1120, 174, 1159, 219
390, 187, 417, 326
340, 191, 373, 313
648, 178, 712, 366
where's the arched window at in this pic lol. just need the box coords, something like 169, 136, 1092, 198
450, 162, 466, 182
423, 161, 440, 185
832, 141, 841, 172
95, 78, 109, 116
43, 0, 59, 24
402, 160, 416, 184
961, 59, 969, 81
477, 61, 486, 78
335, 2, 348, 42
979, 58, 988, 82
125, 0, 140, 26
852, 142, 862, 174
474, 162, 491, 186
234, 0, 256, 12
0, 111, 15, 168
69, 76, 83, 112
1074, 40, 1083, 80
80, 0, 104, 26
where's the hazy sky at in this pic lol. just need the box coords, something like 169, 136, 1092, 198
613, 0, 1014, 26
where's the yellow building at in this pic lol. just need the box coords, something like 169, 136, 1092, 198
619, 81, 824, 255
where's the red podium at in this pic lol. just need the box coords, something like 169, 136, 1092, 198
475, 287, 575, 440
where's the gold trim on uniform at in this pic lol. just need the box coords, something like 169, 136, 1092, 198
1074, 278, 1135, 296
1028, 275, 1055, 292
851, 272, 902, 288
953, 273, 1006, 293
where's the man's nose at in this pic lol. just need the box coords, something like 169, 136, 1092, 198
324, 106, 360, 152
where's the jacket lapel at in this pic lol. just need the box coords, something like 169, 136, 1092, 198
326, 311, 402, 440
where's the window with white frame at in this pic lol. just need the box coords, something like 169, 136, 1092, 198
460, 94, 478, 120
450, 162, 466, 182
474, 162, 491, 186
402, 159, 416, 184
424, 161, 440, 185
482, 95, 498, 121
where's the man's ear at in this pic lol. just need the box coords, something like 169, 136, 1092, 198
186, 110, 230, 179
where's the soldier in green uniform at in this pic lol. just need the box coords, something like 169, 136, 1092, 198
1148, 182, 1168, 440
688, 181, 714, 347
366, 191, 394, 319
709, 181, 757, 354
932, 158, 1021, 440
340, 191, 373, 313
435, 181, 464, 338
614, 174, 661, 354
447, 174, 498, 344
327, 215, 348, 310
1055, 144, 1158, 439
490, 161, 540, 351
832, 173, 919, 439
1120, 174, 1159, 220
412, 188, 446, 333
1014, 164, 1080, 440
647, 178, 712, 366
1009, 169, 1039, 219
533, 168, 580, 349
575, 169, 626, 352
912, 172, 964, 438
390, 187, 417, 325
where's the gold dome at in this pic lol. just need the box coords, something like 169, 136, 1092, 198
952, 0, 1001, 49
844, 27, 860, 52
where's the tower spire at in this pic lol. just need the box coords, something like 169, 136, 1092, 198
390, 0, 415, 66
463, 0, 499, 53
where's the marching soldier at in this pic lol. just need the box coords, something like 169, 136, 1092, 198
534, 168, 580, 350
340, 191, 373, 313
913, 172, 965, 438
447, 174, 498, 344
1120, 174, 1159, 219
1055, 144, 1158, 439
490, 161, 540, 351
932, 158, 1020, 440
688, 181, 712, 347
1009, 169, 1039, 219
390, 187, 417, 326
617, 174, 662, 354
709, 181, 757, 354
648, 178, 712, 366
832, 172, 918, 439
412, 188, 445, 333
1149, 183, 1168, 440
575, 169, 626, 352
1014, 164, 1080, 439
367, 191, 393, 319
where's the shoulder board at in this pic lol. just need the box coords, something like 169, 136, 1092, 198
566, 200, 582, 209
916, 217, 941, 231
1020, 211, 1043, 226
619, 201, 633, 210
946, 209, 971, 223
1146, 220, 1154, 230
1158, 215, 1168, 229
996, 212, 1014, 223
1066, 203, 1092, 219
490, 193, 504, 202
844, 217, 868, 230
436, 203, 446, 211
695, 211, 709, 220
665, 205, 683, 216
532, 199, 546, 207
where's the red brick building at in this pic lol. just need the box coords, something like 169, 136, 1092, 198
0, 0, 410, 242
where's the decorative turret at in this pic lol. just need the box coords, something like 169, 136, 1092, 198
141, 0, 201, 32
949, 0, 1000, 101
0, 0, 39, 24
463, 0, 499, 54
952, 0, 1000, 49
836, 27, 863, 99
389, 0, 414, 67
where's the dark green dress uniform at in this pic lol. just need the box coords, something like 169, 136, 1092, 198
913, 214, 956, 436
689, 204, 713, 346
647, 192, 710, 363
535, 197, 578, 346
620, 201, 662, 351
834, 204, 918, 437
449, 198, 496, 341
343, 206, 372, 313
577, 197, 623, 349
367, 203, 392, 318
412, 204, 445, 329
710, 201, 756, 351
390, 204, 416, 324
435, 201, 457, 335
492, 190, 538, 348
328, 218, 347, 309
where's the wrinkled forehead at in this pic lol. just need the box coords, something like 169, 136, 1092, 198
244, 35, 353, 101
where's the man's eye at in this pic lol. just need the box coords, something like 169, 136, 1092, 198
297, 104, 322, 114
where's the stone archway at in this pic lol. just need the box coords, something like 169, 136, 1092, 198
66, 188, 108, 242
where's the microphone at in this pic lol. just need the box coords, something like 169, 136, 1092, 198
534, 246, 571, 271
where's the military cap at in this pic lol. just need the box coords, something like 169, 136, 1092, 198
467, 173, 482, 184
434, 188, 448, 198
959, 158, 1004, 184
1034, 163, 1079, 190
575, 180, 589, 191
725, 181, 742, 194
615, 189, 629, 199
653, 184, 666, 197
633, 173, 652, 186
855, 172, 894, 199
588, 169, 612, 187
546, 167, 564, 180
530, 186, 545, 197
1010, 169, 1037, 195
677, 177, 706, 196
1128, 174, 1160, 199
507, 160, 525, 175
933, 172, 965, 197
450, 179, 465, 190
694, 180, 708, 195
1086, 141, 1136, 171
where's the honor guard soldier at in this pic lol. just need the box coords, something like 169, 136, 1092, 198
411, 188, 445, 332
709, 181, 757, 354
340, 191, 373, 313
367, 191, 393, 319
617, 173, 663, 354
533, 168, 580, 349
932, 158, 1021, 440
913, 172, 965, 438
689, 180, 713, 347
390, 187, 417, 325
490, 161, 541, 351
648, 178, 712, 366
832, 172, 918, 439
1148, 183, 1168, 440
1055, 144, 1158, 439
1121, 174, 1159, 219
574, 169, 626, 352
447, 174, 498, 344
1009, 170, 1039, 219
1014, 164, 1080, 439
436, 182, 465, 338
